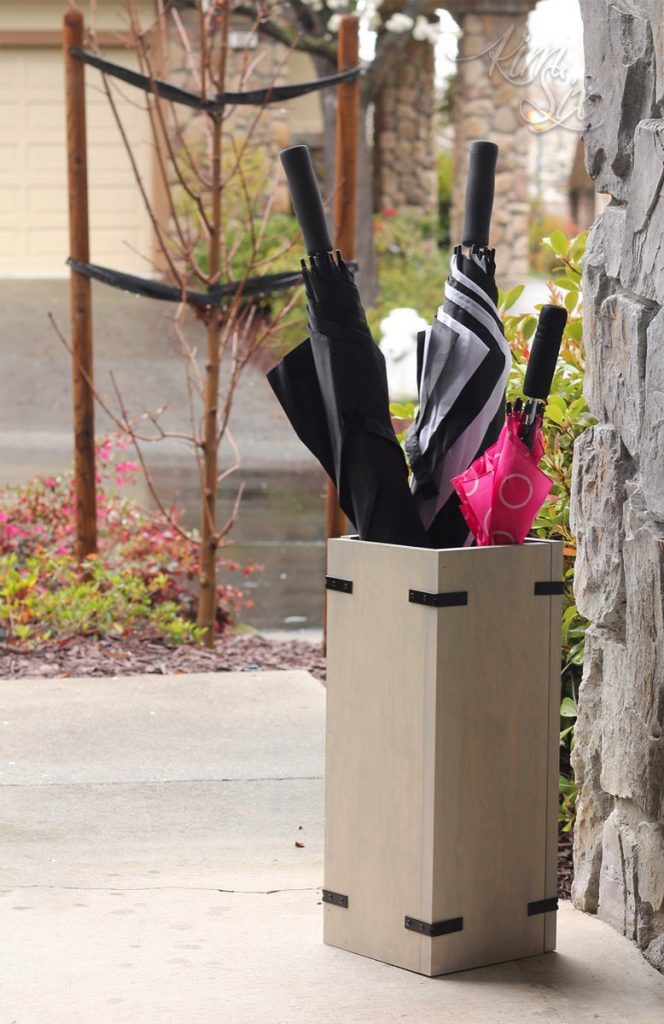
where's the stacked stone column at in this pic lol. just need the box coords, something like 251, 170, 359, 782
373, 35, 437, 213
571, 0, 664, 972
447, 1, 534, 280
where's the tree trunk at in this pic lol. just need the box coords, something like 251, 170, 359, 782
197, 3, 229, 647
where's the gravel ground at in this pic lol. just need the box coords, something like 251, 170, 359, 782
0, 631, 573, 897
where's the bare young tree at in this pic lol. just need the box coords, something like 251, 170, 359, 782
76, 0, 301, 645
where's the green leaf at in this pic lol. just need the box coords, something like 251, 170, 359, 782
545, 404, 565, 426
501, 284, 525, 311
560, 696, 578, 718
389, 401, 415, 419
566, 321, 583, 342
522, 316, 537, 340
550, 229, 569, 256
569, 231, 588, 261
564, 290, 578, 313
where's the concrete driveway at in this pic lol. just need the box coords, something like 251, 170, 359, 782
0, 279, 315, 482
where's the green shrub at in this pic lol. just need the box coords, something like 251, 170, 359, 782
390, 229, 592, 832
366, 207, 449, 340
500, 228, 591, 831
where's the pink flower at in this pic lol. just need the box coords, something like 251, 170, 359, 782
5, 524, 27, 539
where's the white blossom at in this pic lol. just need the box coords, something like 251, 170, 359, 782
412, 15, 440, 44
384, 12, 414, 34
327, 13, 344, 33
327, 0, 349, 10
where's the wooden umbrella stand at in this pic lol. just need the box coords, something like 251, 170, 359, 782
323, 537, 563, 976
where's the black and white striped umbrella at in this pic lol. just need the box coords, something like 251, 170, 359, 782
405, 142, 512, 548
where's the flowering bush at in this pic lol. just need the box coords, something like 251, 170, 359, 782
0, 436, 258, 647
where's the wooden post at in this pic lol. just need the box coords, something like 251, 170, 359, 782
325, 15, 360, 544
323, 15, 360, 648
63, 9, 97, 560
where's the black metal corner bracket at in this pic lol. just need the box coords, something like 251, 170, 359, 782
322, 890, 348, 908
408, 590, 468, 608
528, 897, 558, 916
534, 581, 565, 596
325, 576, 353, 594
404, 915, 463, 937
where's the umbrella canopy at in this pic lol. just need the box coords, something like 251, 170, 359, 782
452, 302, 568, 546
268, 147, 429, 547
452, 408, 551, 545
268, 252, 430, 546
405, 247, 512, 548
404, 142, 512, 548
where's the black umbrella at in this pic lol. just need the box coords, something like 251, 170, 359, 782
267, 146, 429, 547
405, 141, 512, 548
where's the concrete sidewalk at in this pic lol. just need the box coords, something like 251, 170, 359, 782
1, 671, 663, 1023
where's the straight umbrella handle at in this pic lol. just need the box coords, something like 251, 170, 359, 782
461, 140, 498, 248
280, 145, 333, 256
524, 304, 568, 400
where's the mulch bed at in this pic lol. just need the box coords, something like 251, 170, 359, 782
0, 631, 573, 898
0, 632, 327, 682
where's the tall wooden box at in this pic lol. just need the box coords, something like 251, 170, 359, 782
323, 537, 562, 976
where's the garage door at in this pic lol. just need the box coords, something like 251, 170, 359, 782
0, 47, 154, 276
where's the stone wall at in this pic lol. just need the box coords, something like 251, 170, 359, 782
571, 0, 664, 972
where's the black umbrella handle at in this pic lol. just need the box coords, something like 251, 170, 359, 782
461, 140, 498, 248
280, 145, 333, 256
524, 304, 568, 401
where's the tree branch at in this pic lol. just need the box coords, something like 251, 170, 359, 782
234, 4, 336, 63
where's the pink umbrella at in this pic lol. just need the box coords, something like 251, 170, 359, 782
452, 408, 551, 546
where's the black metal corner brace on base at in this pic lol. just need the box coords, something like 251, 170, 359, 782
325, 576, 353, 594
404, 916, 463, 938
322, 890, 349, 908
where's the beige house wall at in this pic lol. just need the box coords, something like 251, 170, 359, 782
0, 1, 324, 277
0, 1, 156, 276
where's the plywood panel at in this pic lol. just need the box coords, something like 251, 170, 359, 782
429, 542, 552, 975
544, 539, 564, 952
324, 538, 438, 973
